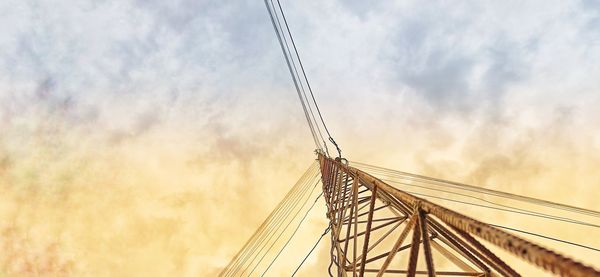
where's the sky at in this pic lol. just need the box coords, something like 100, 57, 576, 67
0, 0, 599, 276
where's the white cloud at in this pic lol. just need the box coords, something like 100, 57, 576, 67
1, 0, 599, 274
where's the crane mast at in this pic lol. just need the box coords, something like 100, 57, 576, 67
319, 153, 600, 276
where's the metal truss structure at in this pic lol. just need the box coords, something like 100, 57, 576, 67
319, 154, 600, 277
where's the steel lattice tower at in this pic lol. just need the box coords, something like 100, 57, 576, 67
318, 154, 600, 277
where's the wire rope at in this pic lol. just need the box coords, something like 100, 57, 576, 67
381, 179, 600, 228
261, 192, 324, 276
248, 173, 322, 275
263, 0, 323, 151
352, 161, 600, 218
272, 0, 342, 157
238, 168, 319, 276
224, 163, 318, 276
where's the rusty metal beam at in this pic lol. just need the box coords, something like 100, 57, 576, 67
339, 217, 403, 243
362, 234, 435, 268
358, 186, 378, 276
351, 173, 359, 276
430, 240, 478, 274
407, 210, 422, 277
342, 176, 358, 275
419, 208, 436, 277
377, 213, 418, 276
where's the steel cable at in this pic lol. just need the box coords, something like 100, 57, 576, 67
261, 192, 324, 276
239, 168, 319, 276
348, 162, 600, 254
381, 179, 600, 228
224, 169, 309, 277
352, 161, 600, 218
226, 165, 316, 276
264, 0, 324, 151
490, 224, 600, 253
248, 173, 321, 275
223, 163, 319, 276
271, 0, 342, 157
291, 224, 331, 276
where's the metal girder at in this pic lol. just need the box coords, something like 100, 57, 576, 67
318, 154, 600, 277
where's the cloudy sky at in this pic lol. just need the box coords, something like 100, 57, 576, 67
0, 0, 599, 276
